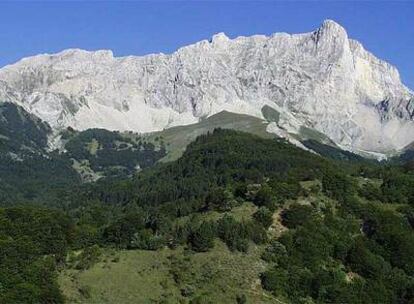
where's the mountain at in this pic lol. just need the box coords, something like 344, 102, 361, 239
0, 20, 413, 157
0, 102, 166, 203
0, 103, 79, 205
0, 102, 51, 154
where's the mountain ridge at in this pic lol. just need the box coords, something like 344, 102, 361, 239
0, 20, 412, 156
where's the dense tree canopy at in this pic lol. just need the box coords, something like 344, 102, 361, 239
2, 129, 414, 303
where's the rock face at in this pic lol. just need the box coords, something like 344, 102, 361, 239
0, 20, 412, 154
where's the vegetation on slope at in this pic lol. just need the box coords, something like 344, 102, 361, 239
142, 110, 275, 162
2, 129, 414, 303
63, 128, 166, 180
0, 102, 51, 154
0, 102, 80, 205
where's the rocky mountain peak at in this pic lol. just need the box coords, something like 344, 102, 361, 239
312, 19, 349, 51
0, 20, 412, 157
319, 19, 348, 36
210, 32, 230, 44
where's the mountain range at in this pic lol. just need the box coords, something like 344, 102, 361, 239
4, 18, 414, 304
0, 19, 413, 158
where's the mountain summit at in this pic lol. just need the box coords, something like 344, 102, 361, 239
0, 20, 412, 155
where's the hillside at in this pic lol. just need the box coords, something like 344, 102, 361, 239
2, 130, 414, 303
0, 102, 80, 205
141, 110, 275, 162
0, 101, 361, 206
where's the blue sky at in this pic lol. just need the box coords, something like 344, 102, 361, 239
0, 1, 413, 89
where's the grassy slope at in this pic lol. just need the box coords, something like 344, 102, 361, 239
58, 180, 340, 304
59, 243, 280, 304
59, 249, 179, 304
139, 111, 275, 162
261, 105, 280, 123
138, 110, 364, 164
298, 126, 335, 145
58, 200, 283, 303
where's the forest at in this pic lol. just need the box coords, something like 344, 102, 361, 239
2, 129, 414, 303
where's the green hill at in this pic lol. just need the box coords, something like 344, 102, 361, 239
3, 128, 414, 303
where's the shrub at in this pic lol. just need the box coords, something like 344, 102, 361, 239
236, 294, 247, 304
74, 245, 101, 270
189, 222, 216, 252
358, 182, 383, 202
217, 215, 249, 252
247, 222, 268, 244
253, 207, 273, 228
281, 204, 313, 228
261, 240, 287, 263
322, 170, 356, 202
254, 184, 277, 210
130, 229, 165, 250
204, 187, 235, 212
